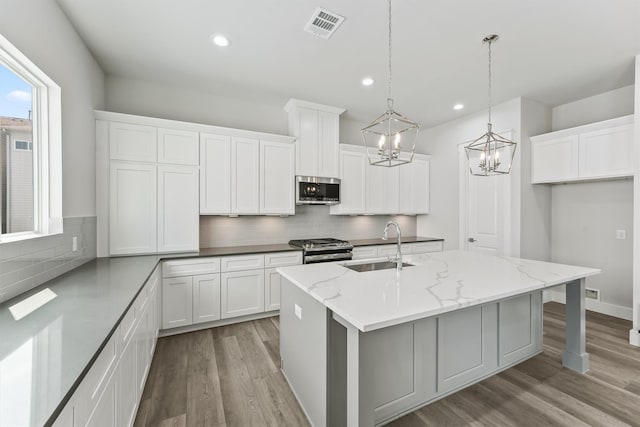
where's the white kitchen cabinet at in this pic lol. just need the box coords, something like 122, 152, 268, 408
157, 164, 199, 252
366, 153, 399, 214
221, 269, 265, 319
284, 99, 345, 178
118, 324, 137, 427
109, 122, 157, 162
399, 156, 430, 214
200, 133, 231, 214
136, 308, 150, 397
193, 274, 221, 324
109, 161, 157, 255
85, 371, 117, 427
260, 139, 295, 215
162, 276, 193, 329
330, 145, 366, 215
352, 241, 444, 260
351, 246, 379, 260
157, 127, 199, 165
231, 137, 260, 214
263, 251, 302, 311
531, 115, 633, 184
405, 241, 444, 254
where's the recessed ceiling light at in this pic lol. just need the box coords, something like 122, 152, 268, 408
211, 34, 230, 47
361, 77, 375, 86
453, 103, 464, 110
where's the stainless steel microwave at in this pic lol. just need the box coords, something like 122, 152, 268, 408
295, 176, 340, 205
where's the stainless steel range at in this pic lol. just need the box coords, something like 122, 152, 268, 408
288, 238, 353, 264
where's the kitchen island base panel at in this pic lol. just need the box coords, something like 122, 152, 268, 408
562, 278, 589, 373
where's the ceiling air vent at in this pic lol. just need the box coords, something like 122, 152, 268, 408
304, 7, 345, 39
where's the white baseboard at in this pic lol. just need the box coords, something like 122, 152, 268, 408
630, 329, 640, 347
547, 290, 632, 321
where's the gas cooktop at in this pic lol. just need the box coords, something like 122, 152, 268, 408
288, 238, 353, 251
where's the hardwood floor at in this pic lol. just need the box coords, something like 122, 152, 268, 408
134, 303, 640, 427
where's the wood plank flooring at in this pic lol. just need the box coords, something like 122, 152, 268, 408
134, 303, 640, 427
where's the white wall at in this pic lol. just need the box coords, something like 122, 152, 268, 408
552, 85, 634, 130
0, 0, 105, 217
416, 98, 522, 249
105, 75, 288, 135
549, 86, 634, 317
632, 57, 640, 343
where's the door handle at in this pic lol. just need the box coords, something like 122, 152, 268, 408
468, 238, 476, 243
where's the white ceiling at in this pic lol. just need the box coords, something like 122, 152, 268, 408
57, 0, 640, 127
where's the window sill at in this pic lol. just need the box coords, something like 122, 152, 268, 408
0, 230, 62, 244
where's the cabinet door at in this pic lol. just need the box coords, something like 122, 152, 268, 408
157, 128, 199, 165
531, 136, 579, 183
366, 159, 399, 214
109, 122, 157, 162
162, 276, 193, 329
265, 268, 282, 311
200, 133, 231, 214
294, 107, 319, 176
330, 146, 366, 215
109, 161, 157, 255
136, 308, 150, 398
399, 158, 430, 214
436, 304, 498, 394
193, 274, 221, 324
221, 270, 265, 319
318, 111, 339, 178
86, 371, 117, 427
260, 140, 295, 215
231, 137, 260, 214
579, 124, 633, 178
157, 164, 199, 252
118, 330, 137, 427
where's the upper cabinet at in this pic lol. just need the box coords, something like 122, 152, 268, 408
531, 115, 633, 184
260, 140, 295, 215
109, 122, 157, 162
200, 133, 231, 215
157, 128, 199, 165
330, 144, 431, 216
284, 99, 345, 178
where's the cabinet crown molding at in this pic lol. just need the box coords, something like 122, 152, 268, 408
531, 114, 633, 143
283, 98, 346, 115
95, 110, 295, 144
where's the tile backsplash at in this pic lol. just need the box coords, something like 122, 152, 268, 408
200, 205, 418, 247
0, 216, 96, 304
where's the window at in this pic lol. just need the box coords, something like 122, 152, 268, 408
0, 34, 61, 242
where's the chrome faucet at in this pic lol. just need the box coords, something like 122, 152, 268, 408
382, 221, 402, 270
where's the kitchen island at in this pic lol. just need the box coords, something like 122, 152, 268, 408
277, 250, 600, 427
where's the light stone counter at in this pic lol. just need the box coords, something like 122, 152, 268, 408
277, 250, 600, 332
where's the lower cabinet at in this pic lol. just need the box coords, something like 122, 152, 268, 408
53, 266, 161, 427
161, 251, 302, 331
221, 269, 265, 318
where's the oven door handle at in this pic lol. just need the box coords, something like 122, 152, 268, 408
304, 252, 353, 264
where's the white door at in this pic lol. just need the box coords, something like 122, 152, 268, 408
157, 128, 199, 165
460, 141, 512, 256
157, 164, 199, 252
318, 111, 340, 178
265, 268, 282, 311
260, 140, 295, 215
109, 161, 157, 255
221, 269, 265, 319
330, 146, 366, 215
162, 277, 193, 329
193, 274, 221, 324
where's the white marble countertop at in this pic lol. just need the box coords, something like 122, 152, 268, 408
276, 250, 601, 332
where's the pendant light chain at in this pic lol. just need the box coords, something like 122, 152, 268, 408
487, 37, 492, 126
387, 0, 393, 110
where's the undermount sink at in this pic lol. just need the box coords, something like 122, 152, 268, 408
344, 261, 414, 272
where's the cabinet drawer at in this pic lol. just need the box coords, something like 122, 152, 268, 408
163, 258, 220, 277
352, 246, 378, 260
221, 254, 265, 272
377, 245, 399, 257
264, 251, 302, 268
407, 241, 443, 254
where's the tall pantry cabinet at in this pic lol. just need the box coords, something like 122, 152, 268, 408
97, 112, 200, 256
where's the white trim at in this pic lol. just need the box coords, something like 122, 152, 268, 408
283, 98, 346, 115
458, 130, 514, 256
547, 290, 632, 321
0, 33, 62, 242
629, 329, 640, 347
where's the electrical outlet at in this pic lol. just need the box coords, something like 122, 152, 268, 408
294, 304, 302, 320
72, 236, 78, 252
616, 230, 626, 240
585, 288, 600, 301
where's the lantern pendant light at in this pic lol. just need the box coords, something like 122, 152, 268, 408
361, 0, 420, 167
465, 35, 517, 176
